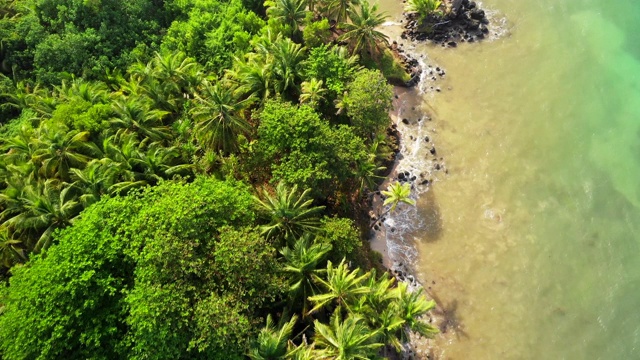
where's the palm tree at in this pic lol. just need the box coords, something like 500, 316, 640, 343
354, 155, 385, 193
68, 159, 117, 207
270, 38, 306, 96
405, 0, 443, 22
111, 96, 171, 142
3, 180, 81, 253
2, 126, 43, 180
35, 126, 100, 182
265, 0, 308, 37
253, 182, 324, 242
286, 343, 320, 360
130, 143, 192, 183
313, 311, 382, 360
249, 314, 298, 360
191, 81, 254, 154
381, 181, 415, 212
394, 282, 438, 341
136, 52, 201, 114
228, 59, 273, 104
281, 235, 331, 314
322, 0, 359, 23
56, 78, 109, 104
352, 270, 404, 354
0, 229, 25, 268
299, 78, 327, 108
308, 260, 370, 314
338, 0, 389, 58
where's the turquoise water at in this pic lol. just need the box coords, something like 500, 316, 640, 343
379, 0, 640, 358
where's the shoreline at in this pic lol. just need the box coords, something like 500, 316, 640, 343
370, 1, 508, 357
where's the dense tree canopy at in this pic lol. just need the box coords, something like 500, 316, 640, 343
0, 0, 438, 358
0, 178, 285, 359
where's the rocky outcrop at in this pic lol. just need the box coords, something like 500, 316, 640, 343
402, 0, 491, 47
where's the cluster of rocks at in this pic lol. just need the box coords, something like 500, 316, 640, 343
390, 41, 422, 87
401, 0, 490, 47
391, 261, 419, 287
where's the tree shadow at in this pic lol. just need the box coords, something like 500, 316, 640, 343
428, 290, 469, 340
419, 188, 443, 242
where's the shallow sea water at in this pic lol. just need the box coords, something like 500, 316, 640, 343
377, 0, 640, 358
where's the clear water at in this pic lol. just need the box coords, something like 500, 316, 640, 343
378, 0, 640, 358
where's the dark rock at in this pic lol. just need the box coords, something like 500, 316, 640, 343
435, 164, 441, 170
430, 147, 437, 155
410, 176, 417, 181
448, 41, 457, 47
420, 179, 430, 185
468, 1, 476, 9
424, 136, 430, 142
401, 118, 409, 124
470, 9, 485, 20
398, 172, 406, 180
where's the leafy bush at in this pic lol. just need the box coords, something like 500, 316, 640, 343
0, 178, 285, 360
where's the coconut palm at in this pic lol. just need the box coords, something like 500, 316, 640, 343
395, 282, 438, 340
405, 0, 443, 21
35, 126, 100, 182
3, 180, 80, 253
228, 59, 273, 103
354, 155, 385, 193
253, 182, 325, 242
299, 78, 327, 108
191, 81, 254, 154
265, 0, 308, 36
338, 1, 389, 57
352, 270, 404, 353
381, 181, 415, 212
2, 127, 43, 180
281, 235, 331, 314
313, 311, 382, 360
56, 78, 109, 104
308, 260, 370, 314
249, 314, 298, 360
0, 229, 25, 268
270, 38, 306, 96
130, 143, 192, 183
68, 159, 118, 207
323, 0, 359, 23
111, 96, 171, 142
286, 343, 320, 360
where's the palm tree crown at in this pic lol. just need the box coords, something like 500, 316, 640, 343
338, 1, 389, 57
253, 182, 325, 242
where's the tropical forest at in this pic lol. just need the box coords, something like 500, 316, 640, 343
0, 0, 439, 358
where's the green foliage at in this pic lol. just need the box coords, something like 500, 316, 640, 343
162, 0, 265, 75
0, 178, 285, 359
256, 99, 368, 198
338, 0, 389, 57
1, 0, 171, 83
253, 181, 325, 242
405, 0, 443, 21
264, 0, 308, 38
302, 17, 332, 48
361, 48, 412, 84
313, 311, 383, 360
381, 181, 416, 211
318, 216, 361, 260
248, 314, 298, 360
341, 69, 393, 139
303, 45, 361, 103
280, 235, 330, 314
